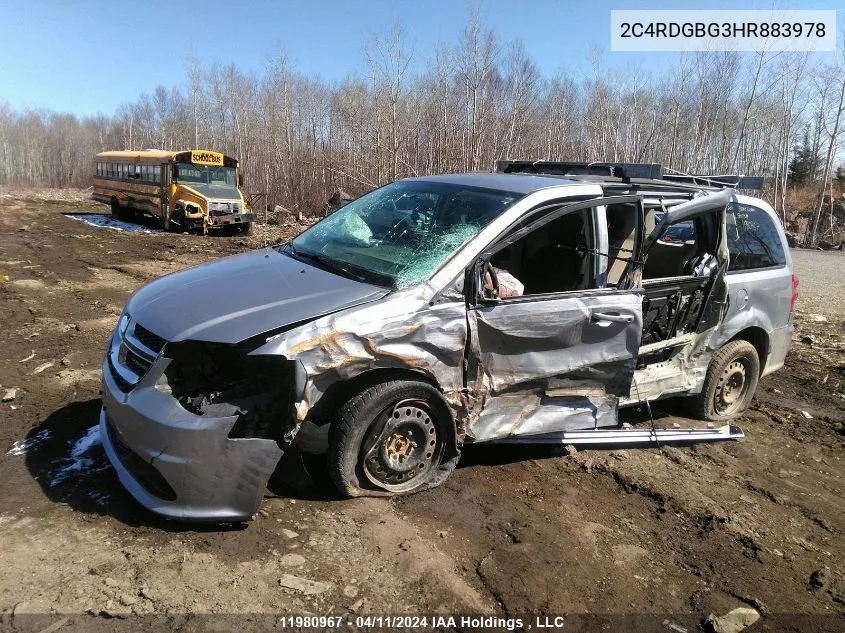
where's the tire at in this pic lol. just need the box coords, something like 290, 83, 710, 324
169, 207, 187, 233
110, 196, 122, 218
327, 380, 458, 498
238, 221, 253, 236
691, 340, 760, 422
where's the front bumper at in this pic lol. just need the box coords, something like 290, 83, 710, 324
100, 354, 284, 522
208, 211, 255, 227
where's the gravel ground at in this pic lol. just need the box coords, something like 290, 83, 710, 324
791, 248, 845, 316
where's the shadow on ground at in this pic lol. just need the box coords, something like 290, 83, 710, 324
24, 395, 706, 526
22, 398, 246, 532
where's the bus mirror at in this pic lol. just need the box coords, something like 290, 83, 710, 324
238, 174, 244, 187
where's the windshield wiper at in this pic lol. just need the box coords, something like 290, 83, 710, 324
288, 246, 387, 286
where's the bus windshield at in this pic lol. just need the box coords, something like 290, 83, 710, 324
174, 163, 237, 187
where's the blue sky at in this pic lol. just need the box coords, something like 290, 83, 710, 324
0, 0, 840, 117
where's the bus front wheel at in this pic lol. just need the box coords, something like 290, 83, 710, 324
169, 207, 187, 233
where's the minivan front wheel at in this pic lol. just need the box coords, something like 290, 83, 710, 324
328, 380, 454, 497
693, 340, 760, 421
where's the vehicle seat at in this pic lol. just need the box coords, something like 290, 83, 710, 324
522, 213, 586, 294
606, 206, 637, 286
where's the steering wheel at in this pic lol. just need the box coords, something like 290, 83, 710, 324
482, 260, 499, 300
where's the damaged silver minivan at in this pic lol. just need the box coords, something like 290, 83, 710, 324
100, 161, 796, 521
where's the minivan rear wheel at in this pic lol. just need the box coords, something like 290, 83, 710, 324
692, 340, 760, 421
327, 380, 455, 497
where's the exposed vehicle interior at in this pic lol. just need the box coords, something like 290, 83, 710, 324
488, 208, 595, 296
481, 195, 726, 369
633, 206, 722, 358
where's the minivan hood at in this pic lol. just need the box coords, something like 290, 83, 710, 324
126, 249, 388, 345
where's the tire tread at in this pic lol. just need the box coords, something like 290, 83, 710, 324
691, 340, 760, 421
327, 380, 457, 498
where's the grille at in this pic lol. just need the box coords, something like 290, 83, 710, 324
107, 318, 167, 394
133, 323, 166, 354
123, 345, 153, 377
209, 201, 241, 216
107, 355, 132, 392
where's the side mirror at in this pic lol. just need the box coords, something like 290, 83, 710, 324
238, 174, 244, 187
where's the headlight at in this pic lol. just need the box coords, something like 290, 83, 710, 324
117, 313, 131, 337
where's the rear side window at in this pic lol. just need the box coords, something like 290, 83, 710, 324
727, 203, 786, 272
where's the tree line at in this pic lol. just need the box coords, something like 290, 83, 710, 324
1, 19, 843, 246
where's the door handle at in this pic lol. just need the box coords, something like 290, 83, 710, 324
591, 311, 634, 324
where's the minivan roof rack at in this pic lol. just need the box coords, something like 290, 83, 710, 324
494, 160, 763, 190
660, 171, 763, 190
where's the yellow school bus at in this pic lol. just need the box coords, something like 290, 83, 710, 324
92, 150, 254, 235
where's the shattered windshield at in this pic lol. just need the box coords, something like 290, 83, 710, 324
287, 180, 521, 289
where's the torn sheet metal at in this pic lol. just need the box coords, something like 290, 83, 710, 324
469, 291, 643, 395
470, 392, 618, 442
253, 286, 469, 421
648, 189, 733, 241
491, 424, 744, 445
463, 291, 642, 443
100, 355, 284, 522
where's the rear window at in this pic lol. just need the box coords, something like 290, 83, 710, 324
727, 203, 786, 272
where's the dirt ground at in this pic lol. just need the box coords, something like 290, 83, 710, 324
0, 188, 843, 632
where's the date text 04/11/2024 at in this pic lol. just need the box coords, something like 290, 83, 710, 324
277, 615, 568, 630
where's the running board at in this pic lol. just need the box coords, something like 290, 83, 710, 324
491, 424, 744, 445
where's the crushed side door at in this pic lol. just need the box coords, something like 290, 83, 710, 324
463, 196, 647, 442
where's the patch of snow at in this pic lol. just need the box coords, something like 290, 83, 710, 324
7, 429, 50, 456
50, 425, 105, 486
65, 213, 163, 234
71, 425, 102, 459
